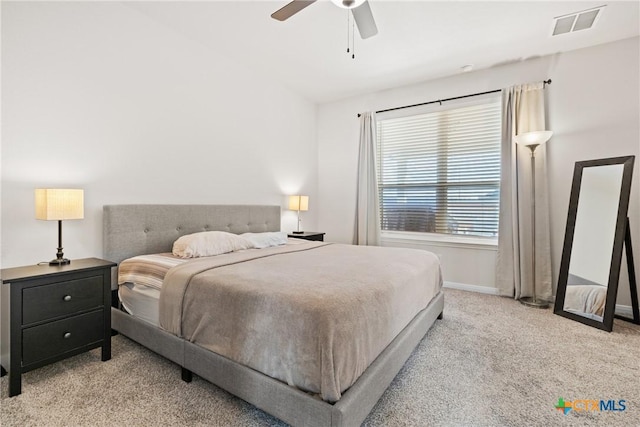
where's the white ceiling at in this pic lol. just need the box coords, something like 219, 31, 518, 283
124, 1, 640, 104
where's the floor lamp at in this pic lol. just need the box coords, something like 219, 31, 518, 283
514, 130, 553, 308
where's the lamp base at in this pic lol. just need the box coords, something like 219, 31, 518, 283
291, 231, 304, 234
519, 296, 549, 309
49, 258, 71, 266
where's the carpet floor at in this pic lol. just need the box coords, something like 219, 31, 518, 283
2, 288, 639, 426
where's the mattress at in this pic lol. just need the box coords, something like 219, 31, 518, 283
118, 241, 442, 403
118, 252, 188, 326
118, 282, 161, 326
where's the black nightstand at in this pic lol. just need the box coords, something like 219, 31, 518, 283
288, 232, 325, 242
0, 257, 116, 397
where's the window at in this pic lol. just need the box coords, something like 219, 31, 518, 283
376, 96, 501, 238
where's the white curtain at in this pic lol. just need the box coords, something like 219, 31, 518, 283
496, 83, 553, 300
353, 112, 381, 246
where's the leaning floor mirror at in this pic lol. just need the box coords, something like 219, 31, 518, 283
554, 155, 639, 332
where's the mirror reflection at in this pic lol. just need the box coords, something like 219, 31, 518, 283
562, 164, 624, 321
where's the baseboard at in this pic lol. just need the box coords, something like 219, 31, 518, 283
442, 283, 635, 315
443, 281, 501, 295
615, 304, 634, 317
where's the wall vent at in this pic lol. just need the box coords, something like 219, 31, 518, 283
552, 5, 605, 36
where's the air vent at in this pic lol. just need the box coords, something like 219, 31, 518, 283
552, 5, 605, 36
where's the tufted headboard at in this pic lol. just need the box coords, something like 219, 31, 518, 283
103, 204, 281, 266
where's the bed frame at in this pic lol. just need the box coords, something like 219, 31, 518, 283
104, 204, 444, 427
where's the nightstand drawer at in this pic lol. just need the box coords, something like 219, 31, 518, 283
22, 310, 104, 366
22, 276, 103, 325
303, 234, 324, 241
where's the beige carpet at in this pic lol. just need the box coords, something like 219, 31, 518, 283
2, 288, 639, 426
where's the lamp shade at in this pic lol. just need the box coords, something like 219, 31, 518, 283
513, 130, 553, 147
35, 189, 84, 220
288, 195, 309, 212
330, 0, 366, 9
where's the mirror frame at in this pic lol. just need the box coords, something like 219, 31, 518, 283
554, 155, 635, 332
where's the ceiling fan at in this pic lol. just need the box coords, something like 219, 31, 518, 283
271, 0, 378, 39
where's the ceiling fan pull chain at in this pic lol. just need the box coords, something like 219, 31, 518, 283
351, 12, 355, 59
346, 10, 350, 53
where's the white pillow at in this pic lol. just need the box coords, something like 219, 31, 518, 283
172, 231, 254, 258
240, 231, 288, 249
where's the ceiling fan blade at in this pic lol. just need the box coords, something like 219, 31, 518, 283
351, 0, 378, 39
271, 0, 317, 21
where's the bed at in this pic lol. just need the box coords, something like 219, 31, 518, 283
562, 274, 607, 321
104, 204, 444, 427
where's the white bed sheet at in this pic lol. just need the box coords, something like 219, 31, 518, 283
119, 282, 161, 326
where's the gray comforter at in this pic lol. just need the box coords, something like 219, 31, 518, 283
159, 242, 442, 402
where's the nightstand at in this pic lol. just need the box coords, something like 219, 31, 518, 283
0, 257, 116, 397
288, 232, 325, 242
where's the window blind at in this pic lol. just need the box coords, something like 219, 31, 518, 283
376, 98, 502, 237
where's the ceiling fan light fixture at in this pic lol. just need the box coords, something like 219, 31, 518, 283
331, 0, 366, 9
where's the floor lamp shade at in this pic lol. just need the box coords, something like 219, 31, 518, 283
513, 130, 553, 148
289, 195, 309, 233
35, 189, 84, 265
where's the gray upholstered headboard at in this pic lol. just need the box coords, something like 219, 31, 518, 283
103, 204, 281, 265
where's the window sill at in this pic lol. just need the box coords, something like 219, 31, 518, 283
381, 231, 498, 250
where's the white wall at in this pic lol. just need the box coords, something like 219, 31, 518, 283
1, 2, 318, 268
318, 37, 640, 303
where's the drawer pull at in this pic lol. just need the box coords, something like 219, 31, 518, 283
63, 295, 72, 302
63, 332, 71, 339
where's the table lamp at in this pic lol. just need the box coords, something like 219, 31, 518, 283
35, 188, 84, 266
288, 195, 309, 234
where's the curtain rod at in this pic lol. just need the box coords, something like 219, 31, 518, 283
357, 79, 551, 117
